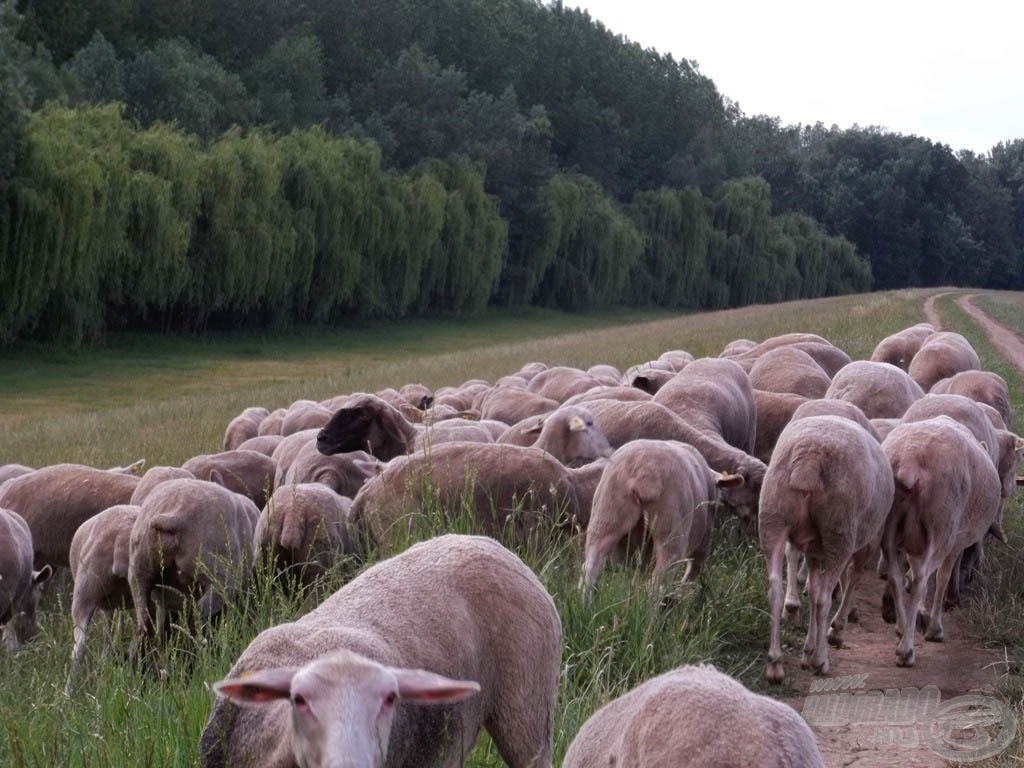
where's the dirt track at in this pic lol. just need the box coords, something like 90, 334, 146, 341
782, 291, 1021, 767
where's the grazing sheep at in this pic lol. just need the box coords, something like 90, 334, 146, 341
398, 382, 434, 411
761, 416, 894, 682
582, 398, 766, 526
182, 449, 276, 509
725, 333, 833, 371
281, 442, 375, 499
563, 664, 823, 768
585, 364, 622, 385
223, 407, 270, 450
719, 338, 757, 357
280, 402, 334, 437
413, 420, 496, 452
255, 484, 358, 585
562, 386, 652, 406
907, 331, 981, 392
202, 534, 562, 768
653, 357, 757, 454
258, 407, 288, 436
748, 346, 831, 399
348, 442, 588, 549
870, 322, 935, 371
881, 417, 1002, 666
477, 387, 559, 425
130, 466, 196, 505
271, 429, 319, 484
929, 370, 1013, 429
66, 504, 140, 688
790, 398, 881, 442
317, 394, 418, 461
753, 390, 810, 463
0, 464, 33, 485
433, 381, 491, 413
0, 464, 141, 568
236, 434, 285, 457
824, 360, 924, 419
0, 508, 52, 650
657, 349, 695, 370
495, 406, 613, 466
128, 479, 259, 648
622, 365, 676, 394
583, 440, 740, 593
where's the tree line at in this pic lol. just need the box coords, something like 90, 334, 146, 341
0, 0, 1018, 344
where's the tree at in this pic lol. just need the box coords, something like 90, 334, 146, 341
63, 30, 125, 106
245, 32, 328, 133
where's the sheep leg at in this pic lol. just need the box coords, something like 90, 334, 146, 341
583, 506, 642, 597
802, 564, 836, 675
925, 554, 958, 642
783, 543, 802, 622
66, 596, 96, 696
764, 535, 787, 683
828, 547, 870, 647
896, 555, 933, 667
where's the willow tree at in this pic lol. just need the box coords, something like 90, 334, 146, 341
536, 172, 641, 310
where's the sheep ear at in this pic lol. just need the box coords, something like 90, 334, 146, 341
33, 565, 52, 585
354, 459, 384, 479
524, 418, 545, 435
215, 668, 298, 704
716, 471, 745, 489
391, 668, 481, 704
418, 395, 434, 410
208, 469, 226, 487
568, 416, 587, 432
127, 458, 146, 475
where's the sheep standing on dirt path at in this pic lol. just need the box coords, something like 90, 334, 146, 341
761, 416, 894, 683
563, 664, 824, 768
0, 507, 52, 650
202, 534, 562, 768
881, 417, 1003, 667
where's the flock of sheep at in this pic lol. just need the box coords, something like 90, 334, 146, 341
1, 320, 1022, 767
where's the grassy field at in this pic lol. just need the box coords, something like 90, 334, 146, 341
1, 287, 1022, 767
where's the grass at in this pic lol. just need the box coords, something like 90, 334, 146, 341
1, 287, 1021, 766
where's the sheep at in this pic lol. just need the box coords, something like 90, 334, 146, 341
870, 322, 935, 371
280, 402, 334, 437
580, 398, 766, 526
562, 386, 652, 406
583, 440, 741, 594
622, 365, 676, 394
0, 463, 141, 568
272, 429, 320, 483
585, 363, 622, 385
398, 382, 434, 411
563, 664, 824, 768
316, 394, 418, 461
130, 466, 196, 505
907, 331, 981, 392
790, 398, 881, 442
182, 449, 277, 509
724, 333, 834, 371
223, 407, 270, 450
476, 387, 559, 425
0, 463, 33, 485
258, 407, 289, 436
653, 357, 757, 454
432, 381, 490, 412
752, 390, 809, 463
761, 416, 894, 682
824, 360, 924, 419
202, 534, 562, 768
748, 346, 831, 399
236, 433, 285, 457
254, 484, 359, 585
929, 370, 1013, 429
413, 420, 496, 452
495, 406, 613, 466
0, 508, 52, 650
128, 478, 259, 649
881, 417, 1002, 666
719, 338, 757, 357
657, 349, 695, 370
348, 442, 590, 549
66, 504, 140, 689
281, 442, 375, 499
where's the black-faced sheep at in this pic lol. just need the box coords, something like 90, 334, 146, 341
760, 416, 894, 682
563, 664, 824, 768
202, 534, 562, 768
0, 507, 52, 650
316, 394, 418, 461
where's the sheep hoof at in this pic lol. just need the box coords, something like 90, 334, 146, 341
765, 660, 785, 684
827, 626, 844, 648
924, 627, 944, 643
896, 647, 915, 667
783, 603, 801, 623
915, 611, 929, 633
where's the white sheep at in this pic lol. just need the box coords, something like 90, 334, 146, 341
583, 439, 740, 594
824, 360, 924, 419
182, 449, 277, 508
881, 417, 1003, 666
907, 331, 981, 392
563, 664, 824, 767
495, 405, 613, 465
223, 407, 270, 450
869, 322, 935, 371
202, 534, 562, 768
761, 416, 894, 682
0, 507, 52, 650
929, 369, 1013, 429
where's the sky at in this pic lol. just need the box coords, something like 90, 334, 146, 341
572, 0, 1023, 155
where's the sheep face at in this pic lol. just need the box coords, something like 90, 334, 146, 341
215, 649, 480, 768
317, 397, 411, 461
2, 565, 52, 650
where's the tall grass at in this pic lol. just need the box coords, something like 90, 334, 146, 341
2, 288, 1020, 766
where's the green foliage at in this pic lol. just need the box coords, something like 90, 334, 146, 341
244, 32, 328, 133
63, 30, 125, 106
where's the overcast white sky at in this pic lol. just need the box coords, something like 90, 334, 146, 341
572, 0, 1023, 155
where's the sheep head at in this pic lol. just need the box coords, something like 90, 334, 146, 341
317, 396, 415, 461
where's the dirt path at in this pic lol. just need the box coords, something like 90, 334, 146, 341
955, 294, 1024, 375
779, 290, 1024, 767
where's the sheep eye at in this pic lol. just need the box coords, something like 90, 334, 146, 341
291, 693, 307, 709
384, 692, 397, 705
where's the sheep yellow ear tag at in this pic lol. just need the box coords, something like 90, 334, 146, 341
569, 416, 587, 432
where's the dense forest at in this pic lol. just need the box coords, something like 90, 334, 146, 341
0, 0, 1020, 345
